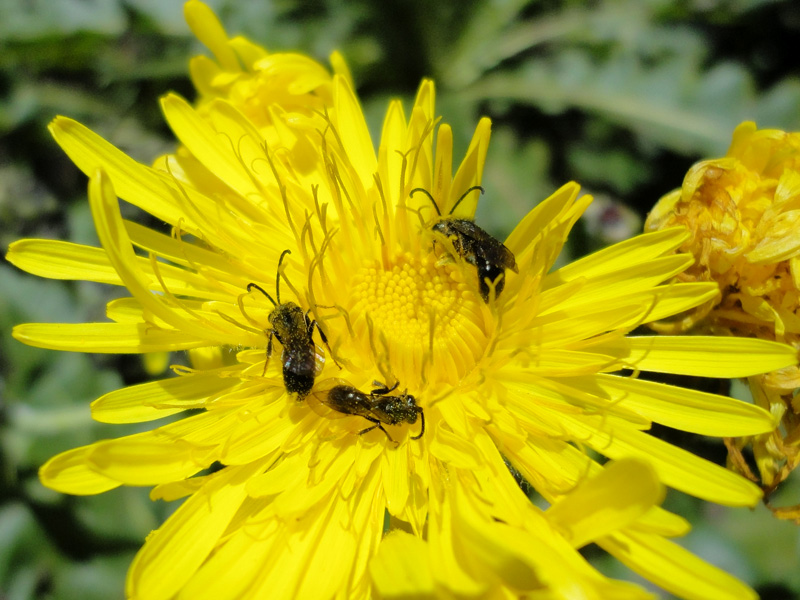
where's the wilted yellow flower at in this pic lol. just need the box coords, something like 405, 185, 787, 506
647, 122, 800, 520
7, 3, 798, 598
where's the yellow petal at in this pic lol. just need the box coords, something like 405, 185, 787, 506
429, 422, 484, 470
627, 282, 720, 323
546, 459, 664, 548
188, 54, 220, 96
6, 238, 229, 300
427, 493, 488, 597
160, 94, 258, 200
381, 444, 410, 516
378, 99, 408, 208
87, 434, 214, 485
587, 373, 775, 436
545, 255, 695, 313
370, 531, 436, 599
245, 451, 307, 497
176, 519, 274, 600
599, 530, 757, 600
183, 0, 239, 71
632, 507, 691, 537
39, 446, 121, 495
432, 123, 453, 202
227, 36, 267, 68
49, 118, 228, 238
554, 410, 763, 506
746, 208, 800, 263
451, 486, 541, 590
13, 322, 207, 352
505, 438, 690, 537
333, 75, 376, 188
89, 169, 232, 344
7, 239, 122, 283
449, 117, 491, 216
50, 117, 196, 228
91, 371, 238, 423
551, 227, 688, 283
329, 50, 354, 89
272, 443, 359, 520
505, 182, 581, 255
149, 476, 207, 502
219, 400, 294, 465
127, 461, 264, 600
593, 335, 798, 378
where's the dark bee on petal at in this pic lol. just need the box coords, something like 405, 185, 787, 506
411, 186, 518, 302
309, 378, 424, 443
248, 249, 339, 399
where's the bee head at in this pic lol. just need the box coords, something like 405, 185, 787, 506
399, 394, 420, 424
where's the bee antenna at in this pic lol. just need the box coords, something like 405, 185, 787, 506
449, 185, 484, 215
411, 408, 425, 440
410, 188, 441, 216
276, 249, 292, 305
247, 282, 277, 307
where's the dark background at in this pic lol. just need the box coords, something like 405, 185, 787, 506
1, 0, 799, 598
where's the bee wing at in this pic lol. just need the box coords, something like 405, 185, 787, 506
448, 221, 518, 272
313, 343, 326, 376
306, 377, 351, 419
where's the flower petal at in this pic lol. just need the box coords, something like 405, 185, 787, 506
127, 461, 264, 600
91, 371, 239, 423
553, 410, 763, 506
39, 446, 122, 495
370, 531, 436, 599
13, 322, 207, 352
89, 169, 235, 344
449, 117, 491, 216
333, 75, 376, 189
599, 530, 757, 600
161, 94, 260, 201
382, 444, 410, 516
87, 433, 214, 485
49, 117, 208, 231
6, 238, 230, 300
546, 459, 664, 549
587, 374, 775, 436
183, 0, 239, 71
551, 227, 688, 284
594, 336, 798, 378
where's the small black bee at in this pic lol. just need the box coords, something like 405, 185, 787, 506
411, 186, 519, 302
248, 249, 339, 399
309, 379, 425, 443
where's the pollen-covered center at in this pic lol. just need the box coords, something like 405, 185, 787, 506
350, 252, 489, 384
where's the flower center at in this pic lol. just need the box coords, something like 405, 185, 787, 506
349, 252, 489, 385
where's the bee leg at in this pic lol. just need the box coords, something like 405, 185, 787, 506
434, 253, 455, 268
358, 418, 395, 444
371, 380, 398, 395
479, 266, 505, 303
262, 329, 274, 377
306, 312, 343, 369
410, 409, 425, 440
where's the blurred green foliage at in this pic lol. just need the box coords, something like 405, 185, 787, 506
2, 0, 799, 598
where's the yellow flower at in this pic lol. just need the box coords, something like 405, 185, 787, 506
185, 0, 352, 118
647, 121, 800, 520
6, 3, 798, 598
